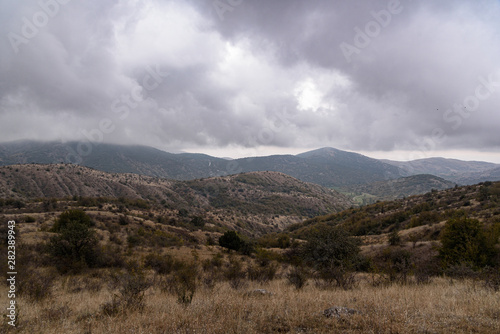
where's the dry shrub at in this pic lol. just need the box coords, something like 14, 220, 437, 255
42, 304, 72, 322
66, 275, 103, 294
481, 267, 500, 291
161, 263, 199, 305
224, 256, 247, 290
144, 252, 184, 275
100, 269, 151, 316
286, 266, 308, 290
18, 268, 56, 302
246, 262, 278, 283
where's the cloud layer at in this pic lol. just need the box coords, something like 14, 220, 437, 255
1, 0, 499, 160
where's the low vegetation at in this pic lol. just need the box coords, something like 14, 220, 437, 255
1, 172, 500, 333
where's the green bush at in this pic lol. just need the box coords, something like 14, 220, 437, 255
48, 210, 100, 274
301, 225, 360, 289
51, 209, 93, 232
439, 217, 497, 269
219, 231, 244, 251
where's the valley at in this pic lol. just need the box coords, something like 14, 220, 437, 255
1, 144, 499, 333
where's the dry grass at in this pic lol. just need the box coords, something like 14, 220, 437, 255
2, 276, 499, 333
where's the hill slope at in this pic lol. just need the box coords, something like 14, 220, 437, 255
342, 174, 457, 204
0, 164, 353, 234
288, 180, 500, 245
0, 141, 229, 180
383, 157, 500, 184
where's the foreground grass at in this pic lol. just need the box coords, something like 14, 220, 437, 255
2, 276, 499, 334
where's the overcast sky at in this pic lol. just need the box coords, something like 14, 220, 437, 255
1, 0, 500, 162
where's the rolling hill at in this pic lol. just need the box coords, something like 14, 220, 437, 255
342, 174, 457, 204
383, 157, 500, 185
0, 164, 353, 234
287, 179, 500, 245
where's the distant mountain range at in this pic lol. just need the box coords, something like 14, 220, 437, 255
382, 158, 500, 185
1, 140, 499, 201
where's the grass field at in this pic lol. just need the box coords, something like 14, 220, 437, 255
2, 274, 499, 334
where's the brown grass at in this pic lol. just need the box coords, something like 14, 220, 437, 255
2, 276, 499, 333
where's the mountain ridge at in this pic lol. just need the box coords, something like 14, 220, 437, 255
1, 140, 499, 193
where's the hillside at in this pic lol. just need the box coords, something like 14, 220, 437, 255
288, 180, 500, 244
342, 174, 457, 204
383, 157, 500, 184
0, 164, 353, 235
0, 141, 229, 180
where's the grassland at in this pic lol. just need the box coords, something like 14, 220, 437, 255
2, 272, 499, 333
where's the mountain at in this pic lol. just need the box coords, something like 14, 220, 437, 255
383, 157, 500, 184
0, 164, 353, 234
294, 147, 405, 186
0, 140, 229, 180
342, 174, 457, 204
0, 141, 406, 188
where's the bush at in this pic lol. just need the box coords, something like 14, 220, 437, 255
439, 217, 496, 269
219, 231, 244, 251
101, 269, 151, 316
51, 209, 93, 232
301, 225, 360, 289
224, 256, 247, 289
171, 265, 199, 305
18, 269, 56, 302
374, 248, 413, 284
388, 230, 401, 246
144, 253, 183, 275
286, 266, 308, 290
48, 210, 100, 274
247, 262, 278, 283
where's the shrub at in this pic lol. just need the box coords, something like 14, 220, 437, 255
375, 248, 413, 284
51, 209, 93, 232
388, 230, 401, 246
171, 265, 199, 305
18, 269, 56, 302
101, 269, 151, 316
301, 225, 360, 289
118, 215, 130, 226
144, 253, 183, 275
48, 210, 100, 274
286, 266, 308, 290
439, 217, 496, 269
224, 256, 247, 289
247, 262, 278, 283
219, 231, 243, 251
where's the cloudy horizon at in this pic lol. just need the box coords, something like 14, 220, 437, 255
1, 0, 500, 163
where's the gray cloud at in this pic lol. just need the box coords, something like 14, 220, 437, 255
0, 0, 499, 160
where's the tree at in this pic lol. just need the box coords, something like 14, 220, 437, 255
439, 217, 496, 269
301, 225, 361, 288
219, 231, 243, 251
51, 209, 93, 232
48, 210, 99, 273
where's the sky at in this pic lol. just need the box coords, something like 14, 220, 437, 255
1, 0, 500, 162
